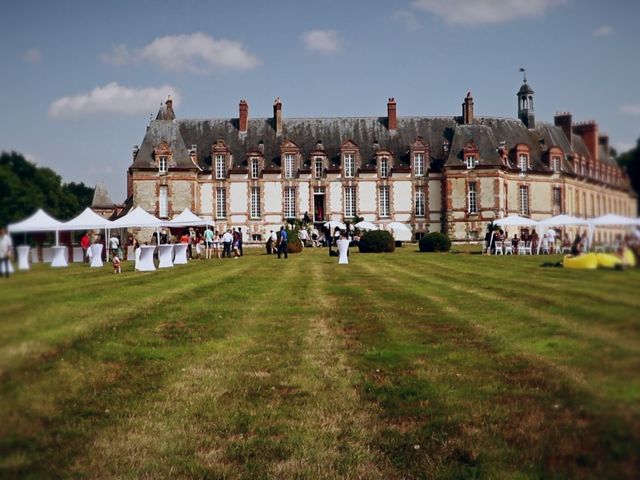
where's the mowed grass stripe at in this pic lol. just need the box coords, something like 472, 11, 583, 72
321, 253, 639, 478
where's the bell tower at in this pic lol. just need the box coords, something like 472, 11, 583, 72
517, 68, 535, 129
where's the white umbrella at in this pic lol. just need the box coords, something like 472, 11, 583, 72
387, 222, 412, 241
354, 221, 378, 231
324, 220, 346, 231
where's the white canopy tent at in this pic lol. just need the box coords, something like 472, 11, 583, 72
354, 221, 378, 231
538, 214, 588, 227
162, 208, 214, 228
387, 222, 412, 242
111, 206, 163, 229
8, 209, 63, 245
61, 207, 113, 230
587, 214, 639, 250
493, 215, 540, 227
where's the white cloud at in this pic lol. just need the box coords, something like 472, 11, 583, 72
102, 32, 260, 73
619, 104, 640, 116
593, 25, 614, 37
301, 29, 343, 54
23, 48, 42, 64
394, 10, 421, 31
411, 0, 567, 25
48, 82, 180, 119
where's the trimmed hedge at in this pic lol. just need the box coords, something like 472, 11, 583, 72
419, 232, 451, 252
358, 230, 395, 253
285, 229, 303, 254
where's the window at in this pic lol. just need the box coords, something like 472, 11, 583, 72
519, 154, 528, 173
215, 155, 226, 179
251, 159, 259, 179
519, 186, 529, 216
414, 153, 424, 177
344, 186, 356, 217
553, 187, 562, 210
415, 190, 425, 217
158, 156, 167, 174
314, 157, 324, 178
552, 156, 561, 172
468, 182, 477, 214
250, 187, 261, 218
344, 154, 355, 178
284, 154, 295, 179
284, 187, 296, 218
379, 186, 390, 217
466, 155, 476, 169
159, 185, 168, 217
380, 158, 389, 178
216, 187, 226, 218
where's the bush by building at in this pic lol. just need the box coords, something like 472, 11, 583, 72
358, 230, 395, 253
419, 232, 451, 252
285, 229, 303, 254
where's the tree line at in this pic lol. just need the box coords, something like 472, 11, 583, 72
0, 151, 94, 227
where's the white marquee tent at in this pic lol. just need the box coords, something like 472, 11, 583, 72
8, 209, 63, 245
493, 215, 539, 227
162, 208, 214, 228
538, 214, 588, 227
61, 207, 113, 230
111, 206, 163, 228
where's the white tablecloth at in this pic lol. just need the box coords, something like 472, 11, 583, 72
337, 239, 350, 265
51, 246, 69, 268
173, 244, 189, 265
90, 244, 103, 268
158, 244, 174, 268
72, 247, 84, 262
42, 247, 54, 263
137, 245, 156, 272
17, 245, 30, 270
30, 248, 39, 263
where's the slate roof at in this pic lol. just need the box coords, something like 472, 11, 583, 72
130, 112, 600, 175
91, 182, 115, 208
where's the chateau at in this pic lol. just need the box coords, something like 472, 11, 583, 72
127, 79, 636, 242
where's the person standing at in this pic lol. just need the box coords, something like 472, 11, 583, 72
266, 230, 274, 254
232, 228, 241, 259
0, 227, 13, 277
80, 231, 91, 262
204, 227, 214, 259
237, 227, 244, 256
109, 233, 120, 257
222, 229, 233, 258
277, 226, 288, 259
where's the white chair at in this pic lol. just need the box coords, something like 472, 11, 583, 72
504, 242, 513, 255
173, 244, 189, 265
517, 242, 526, 255
494, 241, 503, 255
50, 246, 69, 268
90, 244, 104, 268
42, 247, 54, 263
594, 245, 605, 253
72, 247, 84, 262
337, 239, 350, 265
540, 242, 550, 255
17, 245, 30, 270
524, 241, 532, 255
137, 245, 156, 272
30, 248, 40, 263
158, 244, 174, 268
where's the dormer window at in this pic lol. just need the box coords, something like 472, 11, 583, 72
284, 153, 295, 179
380, 158, 389, 178
551, 156, 561, 172
466, 155, 477, 169
158, 156, 168, 174
414, 153, 425, 177
251, 158, 260, 179
519, 154, 528, 172
344, 153, 355, 178
314, 156, 324, 178
215, 155, 226, 179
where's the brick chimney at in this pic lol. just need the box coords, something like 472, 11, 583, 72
273, 97, 282, 135
573, 121, 598, 162
239, 99, 249, 133
554, 112, 573, 150
598, 134, 609, 158
387, 98, 397, 131
462, 92, 474, 124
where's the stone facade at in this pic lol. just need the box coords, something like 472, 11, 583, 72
126, 83, 637, 243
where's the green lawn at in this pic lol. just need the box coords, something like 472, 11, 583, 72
1, 247, 639, 479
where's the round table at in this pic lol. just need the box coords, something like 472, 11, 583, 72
50, 246, 69, 268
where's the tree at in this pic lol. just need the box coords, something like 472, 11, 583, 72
616, 139, 640, 215
0, 151, 94, 226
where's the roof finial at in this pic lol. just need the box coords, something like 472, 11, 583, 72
519, 67, 527, 83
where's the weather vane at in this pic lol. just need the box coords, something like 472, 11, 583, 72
519, 67, 527, 83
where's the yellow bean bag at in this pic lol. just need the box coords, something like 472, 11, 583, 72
563, 253, 598, 270
596, 253, 622, 269
623, 248, 637, 267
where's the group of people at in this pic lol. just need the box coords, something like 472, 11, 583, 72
486, 227, 568, 255
265, 227, 289, 259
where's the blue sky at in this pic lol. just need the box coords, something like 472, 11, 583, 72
1, 0, 639, 202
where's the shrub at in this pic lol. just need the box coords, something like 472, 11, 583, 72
285, 229, 303, 254
419, 232, 451, 252
358, 230, 395, 253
